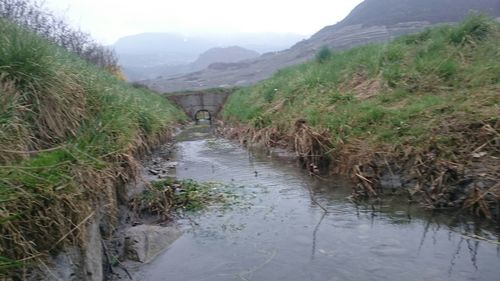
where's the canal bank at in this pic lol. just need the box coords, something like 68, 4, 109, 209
118, 125, 500, 281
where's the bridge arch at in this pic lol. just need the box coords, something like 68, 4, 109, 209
194, 109, 212, 124
166, 89, 232, 121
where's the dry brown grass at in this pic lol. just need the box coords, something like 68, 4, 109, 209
293, 119, 332, 168
223, 116, 499, 219
0, 75, 30, 163
0, 69, 87, 163
346, 118, 500, 217
33, 71, 87, 144
340, 72, 384, 100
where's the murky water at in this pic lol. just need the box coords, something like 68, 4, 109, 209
133, 127, 500, 281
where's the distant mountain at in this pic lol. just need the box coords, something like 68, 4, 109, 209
115, 33, 213, 65
121, 46, 259, 81
207, 32, 306, 54
114, 32, 304, 81
115, 33, 212, 81
191, 46, 259, 70
145, 0, 500, 92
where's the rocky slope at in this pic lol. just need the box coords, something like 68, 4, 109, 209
145, 0, 500, 93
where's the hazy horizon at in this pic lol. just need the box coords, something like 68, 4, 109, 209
43, 0, 364, 44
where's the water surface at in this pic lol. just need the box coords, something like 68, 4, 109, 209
134, 128, 500, 281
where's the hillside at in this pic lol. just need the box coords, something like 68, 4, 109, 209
0, 19, 185, 277
191, 46, 259, 69
115, 33, 210, 64
116, 32, 303, 81
124, 46, 260, 81
222, 15, 500, 218
146, 0, 500, 92
336, 0, 500, 27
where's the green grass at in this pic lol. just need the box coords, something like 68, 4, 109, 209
0, 19, 186, 274
223, 14, 500, 149
131, 179, 233, 219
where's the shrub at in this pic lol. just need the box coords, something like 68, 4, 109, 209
316, 46, 332, 63
449, 13, 492, 45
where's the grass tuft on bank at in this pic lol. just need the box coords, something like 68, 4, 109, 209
0, 19, 185, 274
222, 14, 500, 218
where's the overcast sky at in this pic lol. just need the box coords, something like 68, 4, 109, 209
43, 0, 364, 44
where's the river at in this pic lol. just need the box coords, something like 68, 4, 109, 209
131, 126, 500, 281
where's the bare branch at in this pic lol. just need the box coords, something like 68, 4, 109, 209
0, 0, 119, 70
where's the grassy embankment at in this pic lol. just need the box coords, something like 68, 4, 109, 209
0, 20, 185, 273
223, 15, 499, 218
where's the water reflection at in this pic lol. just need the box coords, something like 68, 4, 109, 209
133, 130, 500, 281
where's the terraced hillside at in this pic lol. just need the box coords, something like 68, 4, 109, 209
146, 0, 500, 92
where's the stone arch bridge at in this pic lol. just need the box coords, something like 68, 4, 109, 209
166, 89, 232, 121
